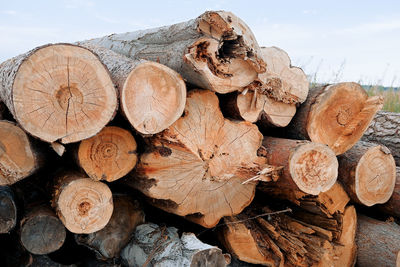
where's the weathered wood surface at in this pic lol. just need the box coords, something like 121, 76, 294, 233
0, 185, 17, 233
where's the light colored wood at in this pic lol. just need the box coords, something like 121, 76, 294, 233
128, 90, 279, 228
0, 186, 17, 233
0, 44, 117, 143
52, 172, 113, 234
77, 126, 137, 182
378, 167, 400, 217
0, 120, 43, 185
287, 82, 383, 155
85, 11, 265, 94
51, 142, 65, 156
338, 141, 396, 206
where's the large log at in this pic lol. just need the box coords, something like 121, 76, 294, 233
52, 172, 113, 234
84, 11, 266, 94
77, 126, 138, 182
120, 223, 229, 267
356, 214, 400, 267
377, 167, 400, 218
286, 82, 383, 155
0, 43, 117, 143
362, 111, 400, 165
0, 185, 17, 233
78, 43, 186, 135
127, 89, 280, 228
75, 195, 145, 260
337, 141, 396, 206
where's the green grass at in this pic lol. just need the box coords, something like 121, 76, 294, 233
363, 86, 400, 113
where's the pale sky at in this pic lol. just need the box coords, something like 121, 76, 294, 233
1, 0, 400, 86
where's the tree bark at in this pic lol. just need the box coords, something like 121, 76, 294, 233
78, 43, 187, 135
377, 167, 400, 218
126, 90, 280, 228
286, 82, 383, 155
0, 185, 17, 233
52, 172, 113, 234
120, 223, 229, 267
20, 206, 66, 255
75, 195, 145, 260
84, 11, 266, 94
260, 137, 338, 195
0, 43, 117, 144
337, 141, 396, 206
356, 214, 400, 267
77, 126, 138, 182
362, 111, 400, 165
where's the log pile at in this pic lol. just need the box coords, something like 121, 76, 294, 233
0, 10, 398, 267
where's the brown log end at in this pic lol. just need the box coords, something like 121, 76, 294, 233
78, 126, 137, 182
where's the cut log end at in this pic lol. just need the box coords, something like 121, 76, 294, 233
78, 126, 137, 182
11, 44, 117, 144
121, 61, 186, 134
0, 186, 17, 233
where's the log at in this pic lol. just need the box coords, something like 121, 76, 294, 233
260, 137, 338, 195
0, 43, 117, 144
362, 111, 400, 165
377, 167, 400, 217
75, 195, 145, 260
84, 11, 266, 94
77, 43, 186, 135
120, 223, 228, 267
337, 141, 396, 206
286, 82, 383, 155
0, 120, 44, 185
356, 214, 400, 267
0, 185, 17, 233
77, 126, 138, 182
20, 206, 66, 255
127, 89, 280, 228
52, 172, 113, 234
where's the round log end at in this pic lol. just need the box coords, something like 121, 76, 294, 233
121, 61, 186, 135
13, 44, 117, 144
78, 126, 137, 182
0, 186, 17, 233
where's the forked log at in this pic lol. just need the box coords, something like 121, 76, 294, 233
20, 206, 66, 255
0, 186, 17, 233
337, 141, 396, 206
77, 126, 137, 182
78, 43, 186, 134
84, 11, 266, 94
286, 82, 383, 155
377, 167, 400, 217
120, 223, 229, 267
260, 137, 338, 195
0, 43, 117, 143
356, 214, 400, 267
75, 195, 145, 260
127, 90, 280, 228
52, 172, 113, 234
0, 120, 43, 185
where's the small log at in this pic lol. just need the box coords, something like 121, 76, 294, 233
77, 126, 138, 182
0, 43, 117, 144
337, 141, 396, 206
0, 120, 43, 185
286, 82, 383, 155
363, 110, 400, 165
75, 195, 145, 260
20, 206, 66, 255
120, 223, 228, 267
127, 90, 280, 228
377, 167, 400, 217
29, 255, 74, 267
0, 185, 17, 233
78, 43, 186, 135
84, 11, 266, 94
52, 172, 113, 234
260, 137, 338, 195
356, 214, 400, 267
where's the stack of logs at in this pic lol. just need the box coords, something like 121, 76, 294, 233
0, 10, 399, 267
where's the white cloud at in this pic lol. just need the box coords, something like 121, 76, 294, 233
2, 10, 17, 15
64, 0, 95, 9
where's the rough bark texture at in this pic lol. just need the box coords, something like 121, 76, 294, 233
84, 11, 266, 94
356, 214, 400, 267
286, 82, 383, 155
0, 43, 117, 143
377, 167, 400, 218
20, 206, 66, 255
362, 111, 400, 165
75, 195, 145, 260
121, 223, 228, 267
337, 141, 396, 206
0, 185, 17, 233
127, 90, 280, 228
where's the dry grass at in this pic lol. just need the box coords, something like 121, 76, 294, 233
364, 86, 400, 113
